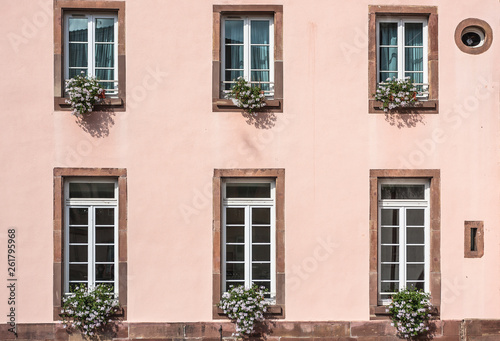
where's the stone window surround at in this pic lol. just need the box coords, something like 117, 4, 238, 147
53, 168, 127, 320
368, 5, 439, 114
212, 5, 283, 113
54, 0, 126, 111
213, 169, 285, 319
454, 18, 493, 55
369, 169, 440, 319
464, 221, 484, 258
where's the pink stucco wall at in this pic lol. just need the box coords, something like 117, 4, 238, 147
0, 0, 499, 324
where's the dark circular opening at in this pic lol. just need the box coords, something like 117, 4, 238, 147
461, 32, 481, 47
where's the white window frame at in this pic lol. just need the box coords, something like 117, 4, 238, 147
221, 16, 274, 98
64, 12, 118, 96
221, 179, 276, 302
376, 17, 429, 99
64, 178, 119, 295
377, 178, 430, 305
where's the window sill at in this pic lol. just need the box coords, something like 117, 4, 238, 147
369, 99, 438, 114
371, 305, 440, 320
213, 99, 283, 113
215, 305, 284, 319
54, 97, 125, 112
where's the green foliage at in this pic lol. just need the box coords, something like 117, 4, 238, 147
228, 77, 267, 114
65, 72, 105, 115
219, 284, 269, 336
388, 288, 432, 339
61, 284, 120, 338
373, 77, 419, 112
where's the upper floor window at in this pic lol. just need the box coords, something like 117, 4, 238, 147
221, 16, 274, 98
377, 17, 428, 97
64, 13, 118, 96
368, 6, 438, 114
212, 5, 283, 112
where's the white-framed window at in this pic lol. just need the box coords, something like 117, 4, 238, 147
221, 16, 274, 98
64, 179, 118, 295
64, 12, 118, 95
377, 17, 428, 97
378, 179, 430, 305
222, 179, 276, 300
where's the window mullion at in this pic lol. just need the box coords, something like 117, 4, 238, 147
400, 207, 406, 291
398, 20, 404, 79
89, 205, 95, 290
245, 205, 251, 288
88, 15, 95, 77
244, 17, 250, 81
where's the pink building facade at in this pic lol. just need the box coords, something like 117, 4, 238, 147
0, 0, 499, 339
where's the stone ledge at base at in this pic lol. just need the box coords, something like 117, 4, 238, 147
1, 319, 500, 340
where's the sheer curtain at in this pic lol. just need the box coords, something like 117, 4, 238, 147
404, 23, 423, 86
250, 20, 270, 91
379, 22, 398, 82
224, 20, 244, 90
95, 18, 115, 90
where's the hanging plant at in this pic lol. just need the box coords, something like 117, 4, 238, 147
227, 77, 267, 114
374, 77, 419, 112
65, 71, 106, 116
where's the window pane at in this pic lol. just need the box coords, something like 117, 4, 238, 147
226, 183, 271, 198
380, 23, 397, 45
405, 72, 423, 85
381, 209, 399, 226
95, 245, 114, 262
407, 264, 425, 280
69, 245, 88, 262
96, 227, 114, 243
69, 18, 88, 42
251, 71, 270, 84
405, 23, 423, 46
407, 246, 425, 262
381, 245, 399, 262
251, 46, 270, 69
379, 47, 398, 71
69, 283, 87, 292
226, 263, 244, 280
96, 208, 114, 225
225, 71, 244, 82
69, 69, 87, 78
95, 70, 115, 89
252, 208, 270, 224
252, 263, 270, 280
251, 21, 269, 44
95, 264, 114, 280
253, 281, 270, 292
69, 208, 88, 225
69, 183, 115, 198
381, 264, 399, 280
405, 47, 423, 71
69, 227, 88, 243
225, 20, 243, 44
225, 46, 243, 69
252, 226, 270, 243
226, 226, 244, 243
95, 44, 114, 67
407, 209, 424, 226
381, 226, 399, 244
380, 281, 398, 293
252, 245, 270, 261
226, 208, 244, 224
381, 185, 425, 199
69, 264, 88, 280
407, 228, 424, 244
69, 43, 88, 67
95, 18, 114, 42
380, 72, 397, 82
407, 281, 424, 291
226, 245, 244, 261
